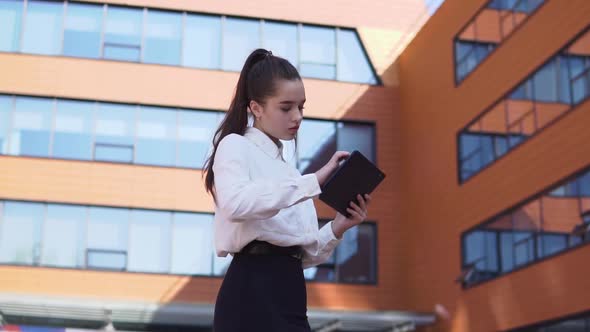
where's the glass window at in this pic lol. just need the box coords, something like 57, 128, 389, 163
455, 41, 472, 62
144, 9, 181, 65
337, 122, 375, 162
183, 14, 221, 69
21, 0, 63, 55
514, 232, 535, 267
94, 103, 136, 163
537, 233, 567, 258
222, 17, 260, 71
63, 2, 102, 58
510, 79, 534, 100
0, 96, 12, 154
128, 209, 171, 273
570, 56, 589, 105
0, 0, 23, 52
103, 6, 142, 62
337, 29, 376, 84
10, 97, 53, 157
177, 110, 220, 168
0, 202, 44, 265
53, 100, 94, 160
41, 204, 86, 268
300, 25, 336, 80
87, 207, 129, 271
262, 21, 297, 67
135, 106, 176, 167
455, 42, 494, 82
533, 59, 558, 102
500, 231, 514, 273
558, 56, 572, 104
465, 231, 485, 268
494, 135, 509, 157
338, 224, 376, 283
297, 119, 336, 174
579, 171, 590, 196
170, 213, 214, 275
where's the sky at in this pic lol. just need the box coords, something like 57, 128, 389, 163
424, 0, 445, 14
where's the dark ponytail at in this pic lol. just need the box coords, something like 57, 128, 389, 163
203, 48, 301, 202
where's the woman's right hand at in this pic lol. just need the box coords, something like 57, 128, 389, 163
314, 151, 350, 187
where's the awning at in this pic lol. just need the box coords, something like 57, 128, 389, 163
0, 293, 436, 332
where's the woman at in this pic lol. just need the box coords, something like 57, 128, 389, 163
204, 48, 371, 331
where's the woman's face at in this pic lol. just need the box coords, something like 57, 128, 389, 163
249, 79, 305, 143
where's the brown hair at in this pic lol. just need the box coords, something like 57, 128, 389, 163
203, 49, 301, 202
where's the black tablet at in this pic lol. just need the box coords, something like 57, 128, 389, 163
319, 150, 386, 217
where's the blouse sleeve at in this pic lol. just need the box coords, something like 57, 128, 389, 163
301, 220, 342, 269
213, 134, 322, 221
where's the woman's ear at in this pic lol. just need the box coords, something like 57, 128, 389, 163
249, 100, 263, 119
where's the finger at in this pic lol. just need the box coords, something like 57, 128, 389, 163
335, 151, 350, 161
346, 207, 362, 220
349, 202, 365, 218
350, 198, 367, 217
350, 200, 361, 211
357, 194, 367, 210
364, 194, 372, 204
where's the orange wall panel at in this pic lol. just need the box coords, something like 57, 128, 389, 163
399, 0, 590, 330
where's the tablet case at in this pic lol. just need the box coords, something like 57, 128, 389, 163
319, 150, 386, 218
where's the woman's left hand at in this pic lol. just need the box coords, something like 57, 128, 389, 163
331, 193, 372, 239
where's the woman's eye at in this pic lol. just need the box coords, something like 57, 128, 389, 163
281, 108, 291, 112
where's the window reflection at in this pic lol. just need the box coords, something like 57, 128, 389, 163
144, 9, 182, 65
103, 6, 142, 62
0, 0, 23, 52
304, 221, 377, 284
462, 168, 590, 287
458, 28, 590, 182
63, 2, 102, 58
0, 202, 44, 265
22, 0, 63, 55
222, 18, 260, 71
54, 100, 94, 160
183, 14, 221, 69
10, 97, 52, 157
0, 200, 378, 284
300, 25, 336, 80
455, 0, 545, 83
0, 1, 378, 84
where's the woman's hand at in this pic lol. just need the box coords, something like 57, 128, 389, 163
314, 151, 350, 187
331, 193, 372, 239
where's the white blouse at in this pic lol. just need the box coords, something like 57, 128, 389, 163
212, 126, 342, 269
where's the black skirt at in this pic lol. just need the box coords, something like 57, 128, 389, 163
213, 252, 312, 332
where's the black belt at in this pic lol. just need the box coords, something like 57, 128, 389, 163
238, 240, 304, 260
